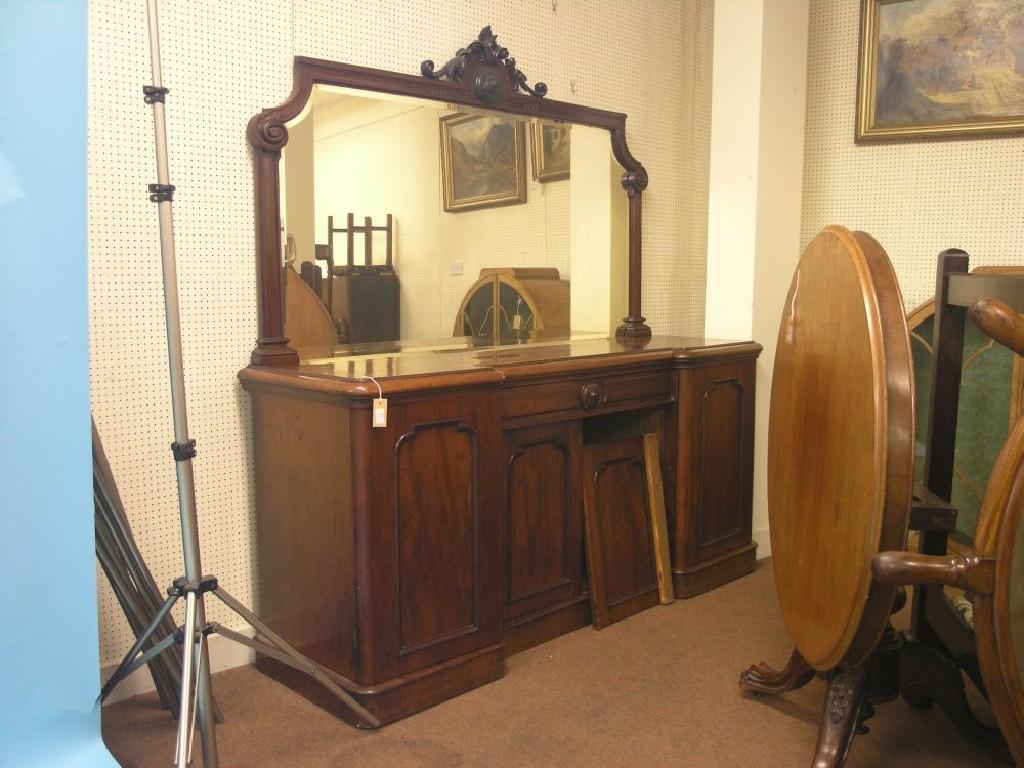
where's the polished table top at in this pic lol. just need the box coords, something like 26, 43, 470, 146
239, 334, 762, 397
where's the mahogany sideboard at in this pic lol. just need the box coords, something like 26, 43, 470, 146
239, 335, 761, 726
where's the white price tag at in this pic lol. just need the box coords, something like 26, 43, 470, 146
512, 314, 522, 330
372, 398, 388, 428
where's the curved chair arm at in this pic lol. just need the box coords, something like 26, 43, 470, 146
971, 297, 1024, 357
872, 551, 995, 595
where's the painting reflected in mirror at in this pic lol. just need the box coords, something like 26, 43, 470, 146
532, 121, 570, 182
440, 113, 526, 212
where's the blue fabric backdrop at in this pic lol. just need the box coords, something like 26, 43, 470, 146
0, 2, 117, 765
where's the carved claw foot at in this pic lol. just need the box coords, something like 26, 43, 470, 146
740, 649, 815, 695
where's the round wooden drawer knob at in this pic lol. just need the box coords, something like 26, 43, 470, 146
579, 382, 603, 411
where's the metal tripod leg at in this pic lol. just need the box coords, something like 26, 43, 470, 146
99, 590, 179, 704
212, 587, 380, 727
174, 590, 198, 768
194, 598, 217, 766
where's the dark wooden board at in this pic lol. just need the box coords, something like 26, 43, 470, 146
581, 437, 660, 629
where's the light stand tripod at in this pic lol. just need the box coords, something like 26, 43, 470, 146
99, 2, 379, 765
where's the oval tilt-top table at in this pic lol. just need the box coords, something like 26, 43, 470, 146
743, 228, 1024, 767
740, 225, 916, 766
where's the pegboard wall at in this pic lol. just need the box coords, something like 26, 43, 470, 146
801, 0, 1024, 310
89, 0, 714, 665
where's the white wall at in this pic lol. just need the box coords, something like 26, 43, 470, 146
704, 0, 764, 342
88, 0, 715, 680
705, 0, 811, 558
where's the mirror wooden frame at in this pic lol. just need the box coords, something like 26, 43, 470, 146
246, 26, 650, 367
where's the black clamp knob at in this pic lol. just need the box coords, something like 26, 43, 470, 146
148, 183, 176, 203
171, 439, 196, 461
143, 85, 169, 104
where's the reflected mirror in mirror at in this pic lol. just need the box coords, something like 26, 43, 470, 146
279, 85, 629, 356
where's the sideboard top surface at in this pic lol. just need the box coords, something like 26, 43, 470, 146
238, 335, 762, 398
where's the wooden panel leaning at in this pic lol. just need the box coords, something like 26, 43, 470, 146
643, 433, 675, 605
739, 226, 915, 768
581, 436, 662, 629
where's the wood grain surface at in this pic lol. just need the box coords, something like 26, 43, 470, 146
643, 433, 674, 605
582, 437, 660, 629
972, 417, 1024, 763
284, 266, 338, 351
241, 336, 763, 723
971, 297, 1024, 358
768, 225, 914, 671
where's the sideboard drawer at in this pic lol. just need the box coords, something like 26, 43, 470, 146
503, 370, 672, 421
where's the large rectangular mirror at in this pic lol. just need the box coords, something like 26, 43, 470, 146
281, 87, 629, 356
246, 36, 651, 366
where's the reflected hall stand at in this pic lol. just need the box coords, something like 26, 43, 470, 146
314, 213, 400, 344
740, 239, 1024, 767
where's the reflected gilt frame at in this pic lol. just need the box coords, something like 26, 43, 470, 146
440, 112, 527, 212
246, 27, 650, 366
530, 120, 570, 182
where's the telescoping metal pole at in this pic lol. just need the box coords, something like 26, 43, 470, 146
143, 1, 219, 765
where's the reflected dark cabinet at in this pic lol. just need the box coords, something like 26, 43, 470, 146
329, 270, 400, 344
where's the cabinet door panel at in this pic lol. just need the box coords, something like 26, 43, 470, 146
675, 358, 757, 568
396, 421, 479, 654
504, 422, 583, 621
359, 392, 502, 680
582, 437, 660, 628
698, 378, 745, 546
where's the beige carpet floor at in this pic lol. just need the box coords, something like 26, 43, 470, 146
102, 562, 1006, 767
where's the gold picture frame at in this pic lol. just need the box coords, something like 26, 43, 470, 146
856, 0, 1024, 142
530, 121, 570, 182
440, 112, 526, 212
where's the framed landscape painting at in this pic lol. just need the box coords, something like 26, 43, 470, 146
856, 0, 1024, 141
530, 121, 571, 182
440, 112, 527, 212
